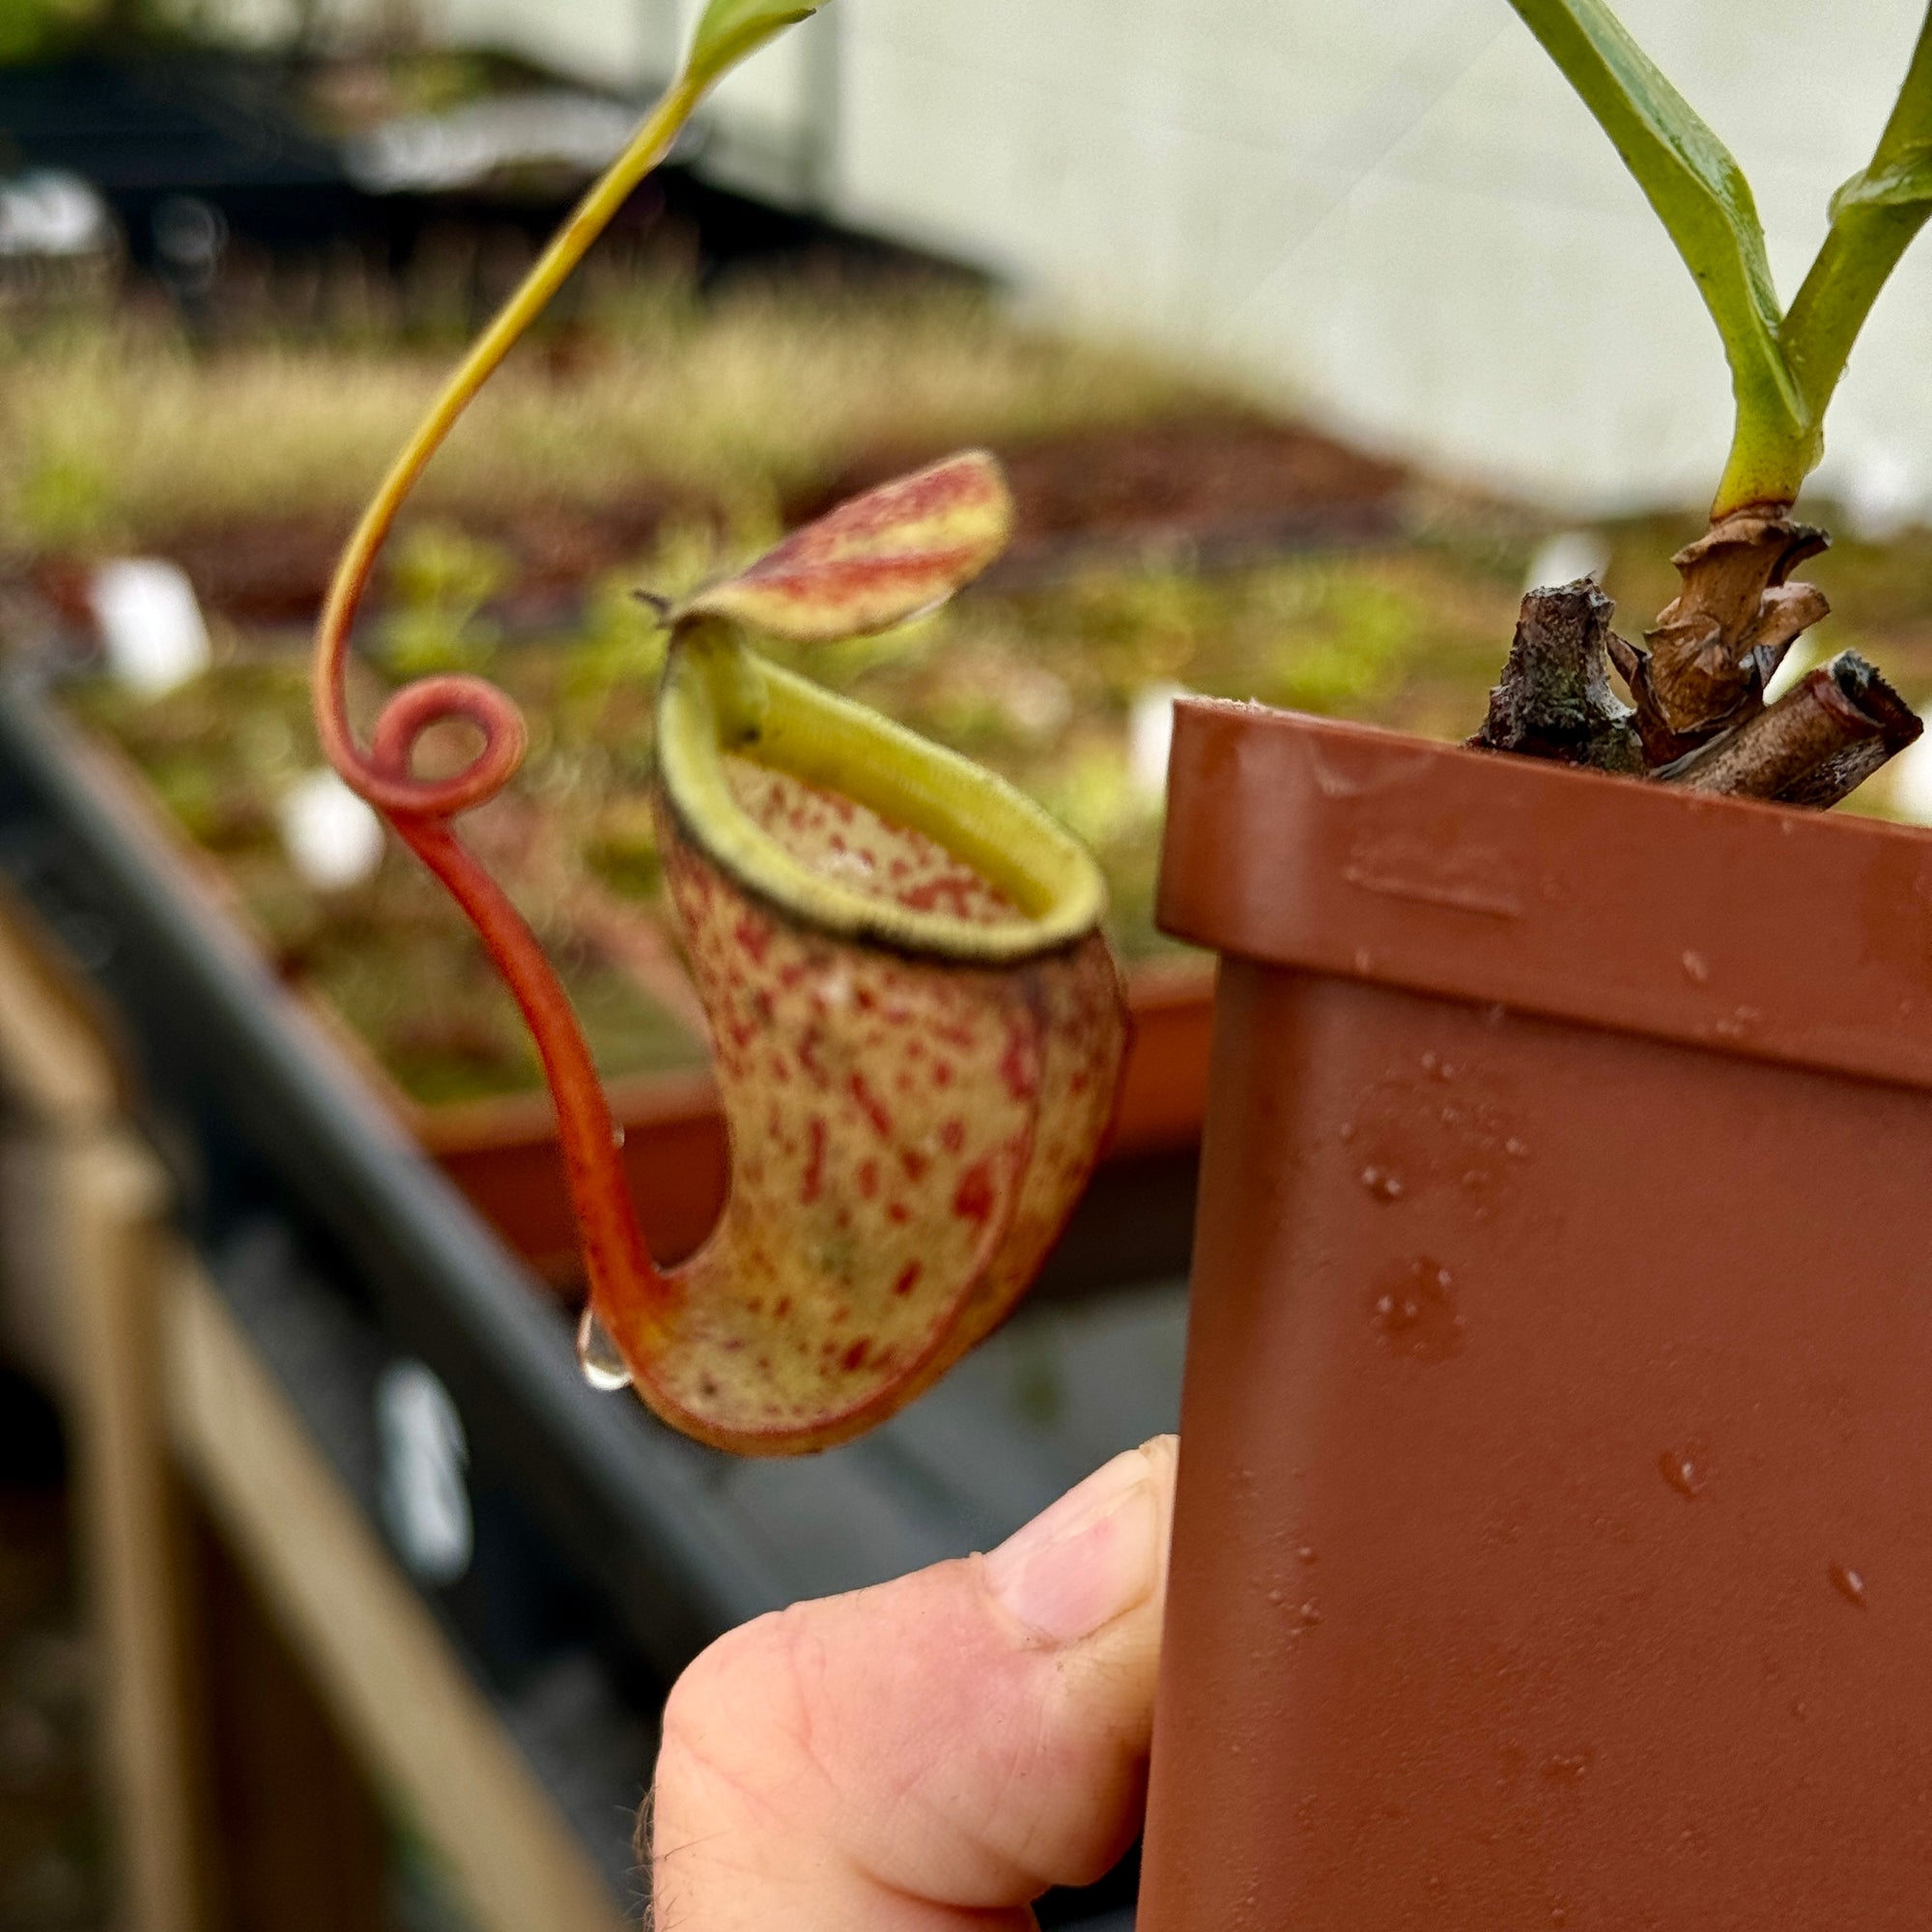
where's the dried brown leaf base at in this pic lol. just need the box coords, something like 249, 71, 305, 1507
1474, 510, 1924, 812
1609, 508, 1832, 767
1665, 650, 1922, 808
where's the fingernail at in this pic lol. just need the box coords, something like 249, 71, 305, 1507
983, 1447, 1159, 1645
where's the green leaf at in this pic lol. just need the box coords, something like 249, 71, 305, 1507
686, 0, 822, 87
1829, 141, 1932, 219
1507, 0, 1811, 500
1782, 14, 1932, 484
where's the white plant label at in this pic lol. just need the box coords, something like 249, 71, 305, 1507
375, 1360, 473, 1588
280, 770, 386, 893
89, 559, 213, 698
1129, 682, 1188, 799
1522, 531, 1610, 596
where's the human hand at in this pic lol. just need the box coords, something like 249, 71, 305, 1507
646, 1435, 1179, 1928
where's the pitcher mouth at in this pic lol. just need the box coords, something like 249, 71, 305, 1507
655, 626, 1108, 963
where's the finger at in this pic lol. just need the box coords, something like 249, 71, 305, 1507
648, 1435, 1179, 1930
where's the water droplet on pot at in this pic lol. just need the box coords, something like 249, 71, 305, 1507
1297, 1601, 1321, 1627
1353, 946, 1374, 974
1505, 1137, 1529, 1160
1338, 1121, 1357, 1143
611, 1123, 627, 1150
1541, 1747, 1593, 1782
1360, 1165, 1405, 1202
1790, 1698, 1808, 1720
1659, 1442, 1708, 1499
576, 1306, 633, 1392
1829, 1563, 1868, 1609
1373, 1259, 1463, 1362
1681, 950, 1710, 985
1296, 1544, 1318, 1565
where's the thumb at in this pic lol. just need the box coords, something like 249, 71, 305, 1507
648, 1435, 1179, 1929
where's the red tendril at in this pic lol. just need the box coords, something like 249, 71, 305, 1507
316, 585, 674, 1335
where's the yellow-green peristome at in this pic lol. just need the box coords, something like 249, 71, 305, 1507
656, 629, 1109, 963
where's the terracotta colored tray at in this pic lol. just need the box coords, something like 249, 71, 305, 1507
405, 954, 1213, 1286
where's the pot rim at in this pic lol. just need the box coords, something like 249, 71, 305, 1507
1157, 698, 1932, 1094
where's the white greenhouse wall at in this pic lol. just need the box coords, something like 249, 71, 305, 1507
823, 0, 1932, 521
186, 0, 1932, 519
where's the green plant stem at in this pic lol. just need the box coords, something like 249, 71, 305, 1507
1775, 6, 1932, 502
1505, 0, 1812, 517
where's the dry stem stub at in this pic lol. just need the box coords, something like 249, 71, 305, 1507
1474, 507, 1923, 810
1469, 581, 1644, 774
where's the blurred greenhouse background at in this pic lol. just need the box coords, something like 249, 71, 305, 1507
87, 0, 1932, 518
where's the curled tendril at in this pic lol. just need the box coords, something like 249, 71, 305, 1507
362, 673, 528, 812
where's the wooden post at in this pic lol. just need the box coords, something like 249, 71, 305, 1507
0, 894, 214, 1932
64, 1134, 215, 1932
165, 1257, 629, 1932
0, 889, 630, 1932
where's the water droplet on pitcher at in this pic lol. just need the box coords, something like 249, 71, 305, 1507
611, 1123, 628, 1150
1829, 1563, 1869, 1609
1681, 950, 1711, 985
1659, 1442, 1708, 1500
1374, 1259, 1464, 1362
1360, 1165, 1405, 1202
576, 1306, 633, 1392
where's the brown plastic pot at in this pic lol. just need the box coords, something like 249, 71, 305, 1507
1140, 699, 1932, 1928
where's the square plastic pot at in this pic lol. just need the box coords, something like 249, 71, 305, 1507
1139, 699, 1932, 1928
